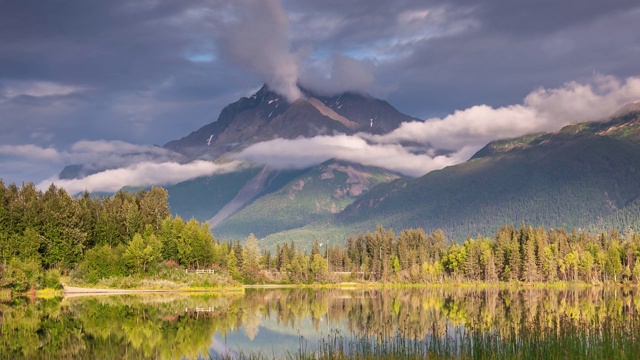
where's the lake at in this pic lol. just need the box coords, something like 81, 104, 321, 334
1, 286, 639, 359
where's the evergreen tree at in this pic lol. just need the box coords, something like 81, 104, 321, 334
226, 249, 239, 279
520, 226, 539, 282
242, 234, 262, 283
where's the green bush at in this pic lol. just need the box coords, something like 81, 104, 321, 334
71, 245, 127, 284
44, 268, 62, 289
0, 258, 43, 292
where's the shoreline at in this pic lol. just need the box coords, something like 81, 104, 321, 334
8, 281, 629, 299
56, 280, 619, 297
60, 284, 244, 297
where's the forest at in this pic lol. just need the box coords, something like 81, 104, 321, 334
1, 180, 640, 292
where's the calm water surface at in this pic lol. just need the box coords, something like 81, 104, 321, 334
1, 287, 638, 359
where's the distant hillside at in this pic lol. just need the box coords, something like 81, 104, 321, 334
165, 167, 260, 222
212, 160, 401, 240
333, 105, 640, 241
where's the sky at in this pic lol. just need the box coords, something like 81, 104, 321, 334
1, 0, 640, 191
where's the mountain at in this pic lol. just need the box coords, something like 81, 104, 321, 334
58, 85, 417, 238
163, 85, 418, 159
157, 85, 416, 235
330, 105, 640, 241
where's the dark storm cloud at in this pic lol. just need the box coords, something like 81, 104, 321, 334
286, 0, 640, 117
0, 0, 257, 149
380, 2, 640, 117
464, 0, 639, 36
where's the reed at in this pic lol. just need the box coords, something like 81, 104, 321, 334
211, 312, 640, 360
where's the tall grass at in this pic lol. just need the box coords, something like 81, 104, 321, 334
211, 313, 640, 360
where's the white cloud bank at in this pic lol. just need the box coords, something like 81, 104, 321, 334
1, 140, 181, 168
0, 139, 243, 194
38, 160, 244, 195
236, 75, 640, 176
373, 75, 640, 150
234, 134, 478, 177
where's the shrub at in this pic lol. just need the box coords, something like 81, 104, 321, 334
44, 268, 63, 289
0, 258, 43, 292
71, 245, 127, 284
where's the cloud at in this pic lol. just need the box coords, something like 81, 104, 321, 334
234, 134, 478, 177
0, 140, 184, 180
236, 75, 640, 177
1, 0, 640, 187
5, 139, 179, 162
370, 75, 640, 151
39, 160, 245, 194
64, 140, 185, 173
214, 0, 301, 101
1, 138, 248, 192
2, 81, 84, 98
0, 144, 61, 162
69, 140, 177, 159
300, 54, 375, 95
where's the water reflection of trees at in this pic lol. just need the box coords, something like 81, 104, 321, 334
244, 287, 640, 341
0, 294, 244, 359
1, 288, 639, 359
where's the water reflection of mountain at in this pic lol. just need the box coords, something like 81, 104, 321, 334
1, 287, 638, 359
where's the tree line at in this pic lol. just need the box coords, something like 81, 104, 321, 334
320, 224, 639, 283
2, 180, 640, 291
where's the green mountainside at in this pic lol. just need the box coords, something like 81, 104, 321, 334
211, 160, 400, 241
332, 107, 640, 241
252, 105, 640, 249
165, 167, 260, 222
167, 166, 309, 223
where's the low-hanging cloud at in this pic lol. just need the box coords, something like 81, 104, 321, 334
234, 134, 478, 177
0, 140, 183, 170
236, 75, 640, 177
39, 160, 244, 195
7, 75, 640, 191
370, 75, 640, 151
2, 138, 248, 193
2, 81, 85, 99
67, 140, 183, 170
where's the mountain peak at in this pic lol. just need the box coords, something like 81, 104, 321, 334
612, 102, 640, 118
